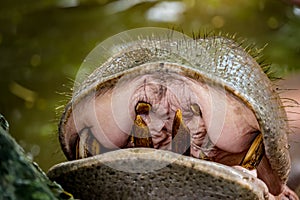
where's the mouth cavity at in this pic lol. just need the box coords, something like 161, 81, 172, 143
58, 71, 287, 195
73, 101, 264, 170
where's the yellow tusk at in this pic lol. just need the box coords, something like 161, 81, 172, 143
172, 109, 191, 155
240, 133, 264, 170
130, 115, 153, 148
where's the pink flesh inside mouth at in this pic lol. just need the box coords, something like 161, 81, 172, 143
60, 72, 296, 198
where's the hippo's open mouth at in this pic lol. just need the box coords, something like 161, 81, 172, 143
53, 28, 298, 199
58, 66, 296, 199
62, 69, 261, 165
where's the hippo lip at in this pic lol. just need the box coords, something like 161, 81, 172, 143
48, 148, 270, 199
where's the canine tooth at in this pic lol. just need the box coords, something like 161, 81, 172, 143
75, 136, 81, 159
87, 136, 101, 156
130, 115, 153, 147
135, 102, 151, 115
75, 127, 89, 159
240, 133, 264, 170
172, 109, 191, 155
75, 127, 102, 159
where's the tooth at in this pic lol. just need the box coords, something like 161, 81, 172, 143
135, 102, 151, 115
75, 127, 102, 159
75, 128, 88, 159
198, 136, 214, 161
75, 136, 80, 159
190, 103, 202, 117
240, 133, 264, 170
130, 115, 154, 147
87, 135, 101, 156
198, 150, 211, 160
172, 109, 191, 155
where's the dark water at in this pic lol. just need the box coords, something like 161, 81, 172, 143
0, 0, 300, 172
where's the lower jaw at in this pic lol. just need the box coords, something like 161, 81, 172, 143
48, 148, 273, 200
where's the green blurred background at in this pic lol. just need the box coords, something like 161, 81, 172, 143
0, 0, 300, 171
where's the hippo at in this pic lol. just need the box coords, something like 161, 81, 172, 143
48, 28, 299, 199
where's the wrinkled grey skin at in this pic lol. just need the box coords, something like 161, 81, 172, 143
54, 28, 296, 199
